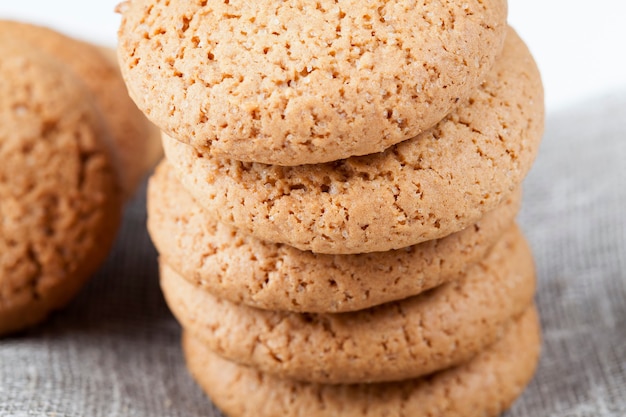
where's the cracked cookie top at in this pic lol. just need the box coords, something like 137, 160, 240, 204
117, 0, 508, 165
164, 28, 544, 254
0, 39, 122, 335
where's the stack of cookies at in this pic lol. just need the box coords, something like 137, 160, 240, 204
117, 1, 545, 416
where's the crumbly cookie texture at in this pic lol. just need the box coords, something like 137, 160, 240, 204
161, 226, 535, 384
184, 306, 540, 417
148, 162, 521, 313
164, 28, 544, 254
0, 39, 122, 336
117, 0, 508, 165
0, 20, 162, 198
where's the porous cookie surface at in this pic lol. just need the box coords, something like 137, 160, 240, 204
0, 39, 122, 335
0, 20, 161, 197
149, 162, 521, 313
184, 306, 540, 417
164, 28, 544, 254
162, 226, 535, 384
117, 0, 508, 165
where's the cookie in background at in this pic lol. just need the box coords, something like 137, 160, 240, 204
0, 37, 122, 335
0, 20, 161, 335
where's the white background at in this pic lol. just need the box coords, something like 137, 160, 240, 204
1, 0, 625, 113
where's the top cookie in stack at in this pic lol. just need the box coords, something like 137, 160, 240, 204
118, 0, 508, 166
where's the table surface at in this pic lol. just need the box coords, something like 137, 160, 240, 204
1, 2, 625, 416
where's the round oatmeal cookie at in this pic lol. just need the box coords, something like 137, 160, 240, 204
148, 162, 521, 313
0, 20, 162, 198
183, 306, 541, 417
0, 39, 122, 336
164, 28, 544, 254
161, 226, 535, 384
117, 0, 508, 165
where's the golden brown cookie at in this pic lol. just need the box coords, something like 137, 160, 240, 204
163, 28, 544, 254
117, 0, 508, 165
183, 306, 541, 417
148, 162, 521, 313
0, 39, 122, 335
162, 226, 535, 384
0, 20, 162, 198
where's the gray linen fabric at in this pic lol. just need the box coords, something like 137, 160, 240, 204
1, 92, 625, 416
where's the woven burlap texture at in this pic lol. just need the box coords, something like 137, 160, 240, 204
1, 92, 625, 416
